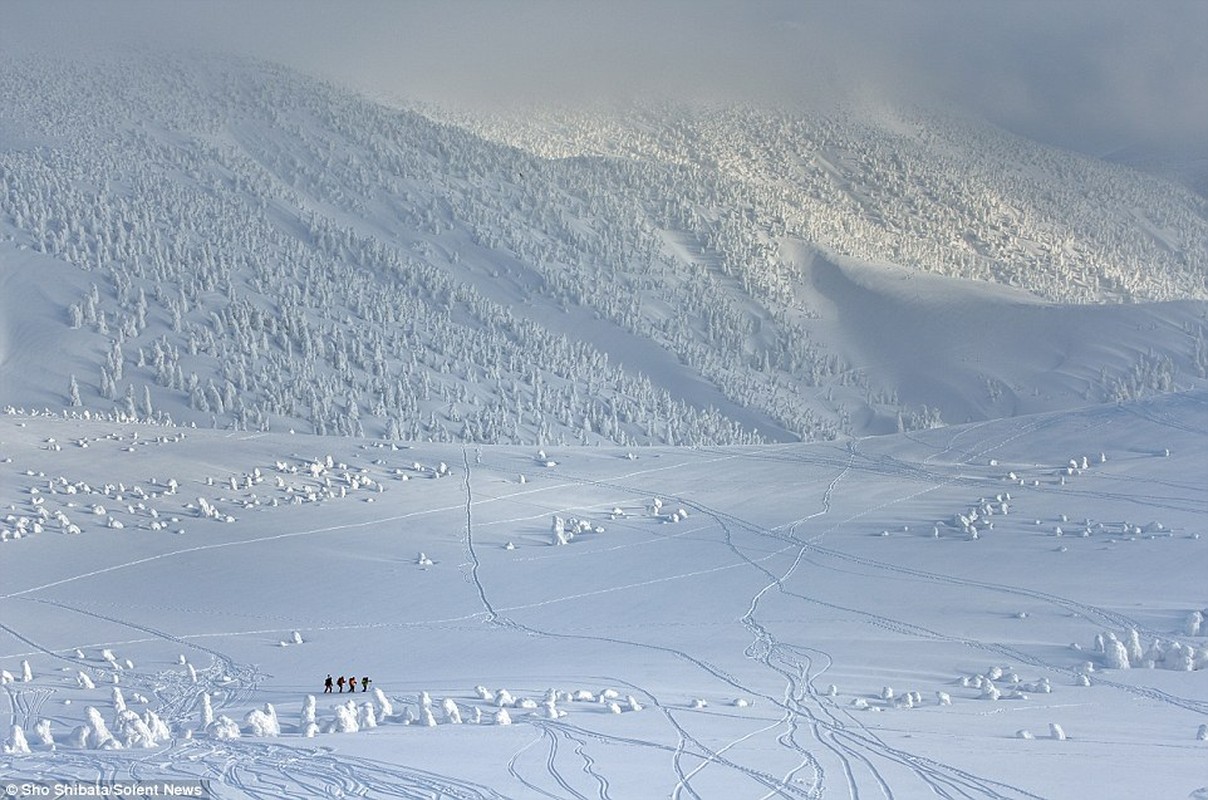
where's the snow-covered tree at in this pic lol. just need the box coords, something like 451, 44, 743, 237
300, 695, 318, 737
244, 704, 280, 737
114, 709, 159, 748
83, 706, 117, 749
206, 715, 241, 740
4, 724, 31, 754
373, 687, 393, 719
199, 692, 214, 727
34, 719, 54, 747
357, 702, 377, 729
327, 701, 359, 733
1103, 634, 1131, 670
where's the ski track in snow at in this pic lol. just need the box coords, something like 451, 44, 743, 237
10, 596, 265, 719
552, 467, 849, 798
707, 466, 1047, 798
7, 741, 513, 800
516, 724, 597, 800
1, 582, 506, 797
694, 459, 916, 800
738, 423, 1208, 729
462, 448, 818, 799
504, 721, 616, 800
4, 684, 55, 733
551, 428, 1062, 799
549, 720, 614, 800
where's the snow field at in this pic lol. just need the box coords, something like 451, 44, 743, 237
2, 392, 1207, 795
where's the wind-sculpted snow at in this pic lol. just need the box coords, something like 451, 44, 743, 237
2, 393, 1207, 796
2, 52, 1207, 444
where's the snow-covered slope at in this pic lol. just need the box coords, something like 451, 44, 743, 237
1107, 141, 1208, 201
2, 52, 1206, 445
804, 252, 1208, 431
434, 100, 1208, 304
3, 44, 1208, 799
2, 394, 1206, 797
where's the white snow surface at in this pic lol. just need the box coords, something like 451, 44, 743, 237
1, 49, 1207, 799
1, 393, 1207, 797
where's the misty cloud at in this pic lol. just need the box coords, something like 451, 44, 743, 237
5, 0, 1206, 154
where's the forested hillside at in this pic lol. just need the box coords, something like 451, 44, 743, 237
2, 52, 1206, 444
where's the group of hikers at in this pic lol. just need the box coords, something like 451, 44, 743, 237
324, 674, 371, 693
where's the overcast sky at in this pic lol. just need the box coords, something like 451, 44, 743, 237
7, 0, 1207, 155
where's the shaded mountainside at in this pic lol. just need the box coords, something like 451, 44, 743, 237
1, 52, 1207, 444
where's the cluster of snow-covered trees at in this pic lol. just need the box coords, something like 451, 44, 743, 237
3, 52, 1206, 444
3, 679, 647, 753
0, 55, 778, 445
455, 102, 1208, 305
1092, 626, 1208, 672
1095, 350, 1180, 403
